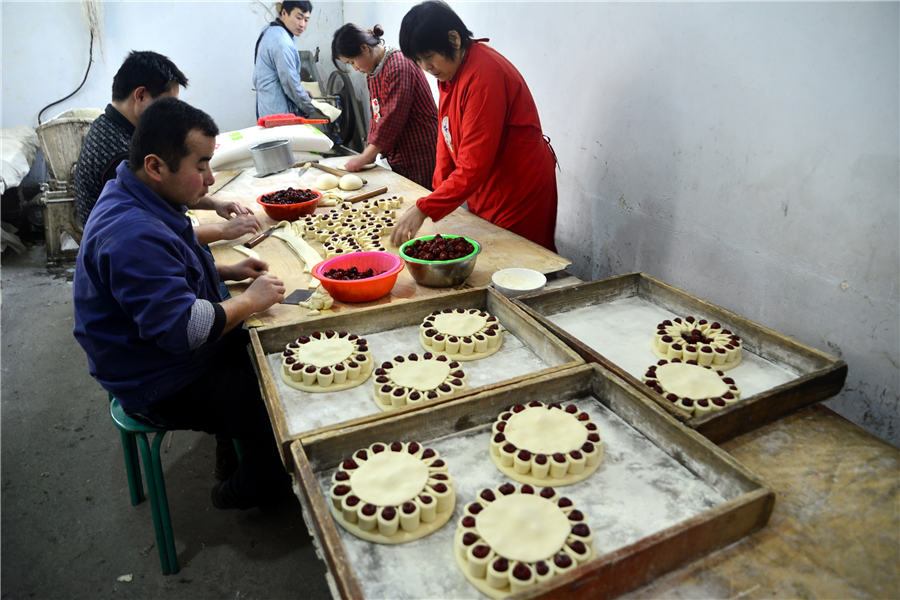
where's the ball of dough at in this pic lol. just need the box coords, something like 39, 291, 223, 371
339, 174, 364, 191
316, 173, 339, 191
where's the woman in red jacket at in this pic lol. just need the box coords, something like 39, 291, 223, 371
332, 23, 438, 189
391, 1, 558, 251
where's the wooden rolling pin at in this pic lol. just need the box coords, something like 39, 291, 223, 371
345, 186, 389, 203
310, 161, 367, 185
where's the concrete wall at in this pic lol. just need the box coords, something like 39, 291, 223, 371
3, 2, 897, 446
343, 1, 900, 447
1, 1, 344, 131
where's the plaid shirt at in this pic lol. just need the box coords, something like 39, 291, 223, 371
367, 49, 438, 189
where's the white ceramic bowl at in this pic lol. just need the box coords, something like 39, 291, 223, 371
491, 268, 547, 297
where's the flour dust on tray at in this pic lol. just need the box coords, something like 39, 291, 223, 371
489, 401, 603, 486
372, 353, 467, 411
419, 308, 503, 360
328, 441, 455, 543
652, 316, 743, 370
455, 483, 594, 598
280, 331, 373, 392
642, 359, 742, 417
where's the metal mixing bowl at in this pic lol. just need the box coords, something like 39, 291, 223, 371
249, 139, 292, 176
399, 235, 481, 287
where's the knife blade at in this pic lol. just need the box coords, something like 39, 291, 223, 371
244, 225, 278, 249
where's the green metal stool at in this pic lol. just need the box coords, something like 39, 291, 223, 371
109, 397, 180, 574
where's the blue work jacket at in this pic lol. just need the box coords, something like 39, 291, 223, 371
252, 21, 315, 118
73, 162, 224, 413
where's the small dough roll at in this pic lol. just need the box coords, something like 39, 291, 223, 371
316, 173, 340, 190
339, 174, 364, 191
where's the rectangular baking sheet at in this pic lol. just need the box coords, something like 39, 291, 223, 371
250, 288, 584, 465
512, 273, 847, 443
291, 364, 774, 600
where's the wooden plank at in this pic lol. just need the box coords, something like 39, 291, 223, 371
250, 327, 293, 467
209, 168, 243, 195
290, 441, 365, 600
294, 364, 773, 599
510, 489, 774, 600
201, 166, 570, 328
513, 273, 848, 443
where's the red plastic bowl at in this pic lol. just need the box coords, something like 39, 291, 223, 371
256, 189, 321, 221
311, 251, 404, 303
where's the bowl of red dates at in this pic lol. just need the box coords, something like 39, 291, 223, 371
398, 234, 481, 287
256, 187, 322, 220
311, 251, 404, 303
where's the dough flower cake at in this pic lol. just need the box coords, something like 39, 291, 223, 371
455, 483, 594, 598
419, 308, 503, 360
328, 441, 454, 543
280, 331, 373, 392
642, 359, 741, 417
490, 401, 603, 486
652, 316, 743, 370
300, 197, 402, 257
372, 353, 467, 411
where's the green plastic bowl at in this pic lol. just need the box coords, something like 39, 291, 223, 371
399, 235, 481, 287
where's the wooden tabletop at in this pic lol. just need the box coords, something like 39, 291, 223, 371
621, 404, 899, 599
202, 165, 570, 328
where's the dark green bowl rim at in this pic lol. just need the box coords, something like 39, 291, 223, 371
399, 235, 481, 264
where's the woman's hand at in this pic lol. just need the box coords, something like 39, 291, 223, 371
390, 204, 428, 246
217, 214, 261, 241
345, 144, 380, 172
213, 198, 254, 219
344, 156, 366, 172
219, 257, 269, 282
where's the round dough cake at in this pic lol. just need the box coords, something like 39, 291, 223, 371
454, 483, 594, 598
281, 331, 373, 392
419, 308, 503, 360
328, 441, 455, 544
372, 353, 467, 411
652, 316, 743, 370
642, 359, 742, 417
489, 401, 603, 486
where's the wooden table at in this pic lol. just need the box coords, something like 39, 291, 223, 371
202, 165, 570, 328
622, 404, 899, 600
209, 168, 900, 599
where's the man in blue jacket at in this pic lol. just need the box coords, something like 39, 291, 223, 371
73, 97, 288, 509
253, 1, 324, 118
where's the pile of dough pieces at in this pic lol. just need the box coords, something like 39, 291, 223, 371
315, 172, 363, 193
297, 196, 403, 258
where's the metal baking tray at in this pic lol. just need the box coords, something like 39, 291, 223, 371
512, 273, 847, 443
250, 287, 584, 465
290, 364, 774, 599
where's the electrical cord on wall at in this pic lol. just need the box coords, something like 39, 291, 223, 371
37, 30, 94, 125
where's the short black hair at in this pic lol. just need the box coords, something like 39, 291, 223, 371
129, 97, 218, 173
280, 1, 312, 16
399, 1, 473, 62
331, 23, 384, 70
111, 50, 188, 102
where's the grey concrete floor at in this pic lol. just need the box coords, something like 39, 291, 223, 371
1, 244, 332, 599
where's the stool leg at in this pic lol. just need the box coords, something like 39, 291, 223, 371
150, 432, 180, 574
135, 432, 177, 575
119, 430, 145, 505
232, 438, 245, 462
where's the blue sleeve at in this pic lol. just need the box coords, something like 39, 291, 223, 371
99, 222, 198, 355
